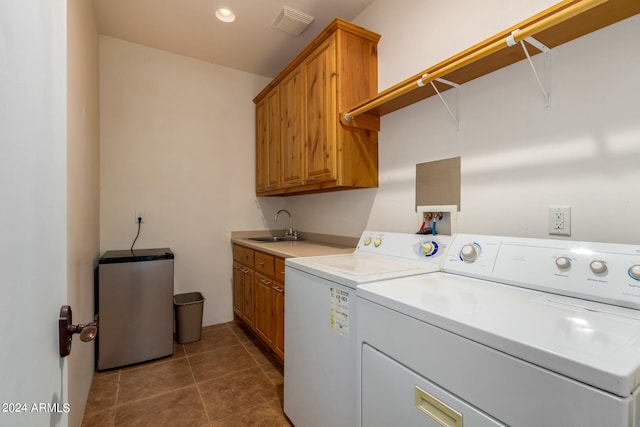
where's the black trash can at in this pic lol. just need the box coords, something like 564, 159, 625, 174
174, 292, 205, 344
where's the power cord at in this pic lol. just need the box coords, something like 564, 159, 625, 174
130, 216, 142, 252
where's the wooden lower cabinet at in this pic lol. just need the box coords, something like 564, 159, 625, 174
254, 272, 275, 346
232, 244, 285, 361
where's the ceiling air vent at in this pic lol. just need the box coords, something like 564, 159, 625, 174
271, 6, 314, 36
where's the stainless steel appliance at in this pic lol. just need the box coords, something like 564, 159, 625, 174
97, 248, 174, 370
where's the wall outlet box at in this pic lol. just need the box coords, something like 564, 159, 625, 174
135, 210, 145, 224
548, 206, 570, 236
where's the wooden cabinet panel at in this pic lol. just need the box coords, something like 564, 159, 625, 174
242, 268, 255, 328
254, 251, 275, 277
254, 273, 275, 346
280, 65, 305, 188
273, 281, 285, 361
275, 258, 285, 284
267, 89, 281, 190
255, 98, 269, 191
304, 36, 337, 184
233, 245, 254, 268
232, 262, 245, 317
256, 88, 281, 194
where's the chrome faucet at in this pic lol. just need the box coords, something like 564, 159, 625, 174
275, 209, 296, 239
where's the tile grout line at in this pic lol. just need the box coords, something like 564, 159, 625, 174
188, 329, 217, 425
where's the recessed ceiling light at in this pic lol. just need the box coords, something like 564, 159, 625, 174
215, 7, 236, 23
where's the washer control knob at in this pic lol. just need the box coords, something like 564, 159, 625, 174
555, 256, 571, 270
460, 244, 479, 262
373, 237, 382, 247
363, 236, 372, 246
421, 242, 436, 256
629, 265, 640, 281
590, 260, 607, 274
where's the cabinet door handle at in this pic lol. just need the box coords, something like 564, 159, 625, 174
287, 180, 301, 185
303, 177, 316, 181
272, 285, 284, 293
233, 265, 241, 270
257, 261, 265, 266
241, 269, 249, 274
259, 278, 272, 285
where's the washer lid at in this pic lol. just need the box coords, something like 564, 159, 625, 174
358, 272, 640, 397
286, 252, 439, 287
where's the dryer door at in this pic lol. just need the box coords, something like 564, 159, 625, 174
361, 343, 506, 427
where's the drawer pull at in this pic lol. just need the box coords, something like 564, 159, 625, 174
272, 285, 284, 293
303, 177, 316, 181
287, 180, 301, 185
259, 278, 272, 285
414, 386, 462, 427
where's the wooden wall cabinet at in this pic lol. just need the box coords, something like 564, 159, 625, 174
254, 18, 381, 196
232, 244, 285, 361
255, 87, 281, 192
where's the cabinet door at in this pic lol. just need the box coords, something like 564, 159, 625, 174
232, 262, 245, 317
303, 36, 337, 184
255, 98, 269, 192
266, 88, 281, 190
254, 273, 274, 346
273, 281, 285, 361
256, 89, 281, 194
242, 268, 255, 328
280, 65, 305, 188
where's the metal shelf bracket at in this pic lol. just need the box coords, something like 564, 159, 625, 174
507, 29, 551, 109
418, 74, 461, 130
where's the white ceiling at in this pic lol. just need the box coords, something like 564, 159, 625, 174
92, 0, 376, 78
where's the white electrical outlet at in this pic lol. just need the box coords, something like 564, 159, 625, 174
135, 210, 145, 224
548, 206, 570, 236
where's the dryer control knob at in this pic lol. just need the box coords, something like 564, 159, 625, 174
629, 265, 640, 280
373, 237, 382, 248
460, 244, 478, 262
363, 236, 372, 246
555, 256, 571, 270
421, 242, 436, 256
590, 260, 607, 274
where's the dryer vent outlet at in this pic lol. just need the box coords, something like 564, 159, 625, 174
271, 6, 314, 36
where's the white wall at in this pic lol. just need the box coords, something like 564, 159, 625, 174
99, 37, 284, 326
67, 0, 100, 425
0, 1, 69, 426
286, 1, 640, 245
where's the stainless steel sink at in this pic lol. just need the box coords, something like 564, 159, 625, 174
248, 236, 303, 243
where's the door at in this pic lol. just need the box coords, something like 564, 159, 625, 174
254, 273, 275, 346
303, 36, 337, 184
280, 65, 305, 188
232, 263, 245, 317
255, 97, 269, 191
1, 2, 71, 426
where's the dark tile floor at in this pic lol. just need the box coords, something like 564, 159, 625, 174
81, 322, 292, 426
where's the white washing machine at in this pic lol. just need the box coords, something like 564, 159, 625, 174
284, 231, 450, 427
357, 234, 640, 427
